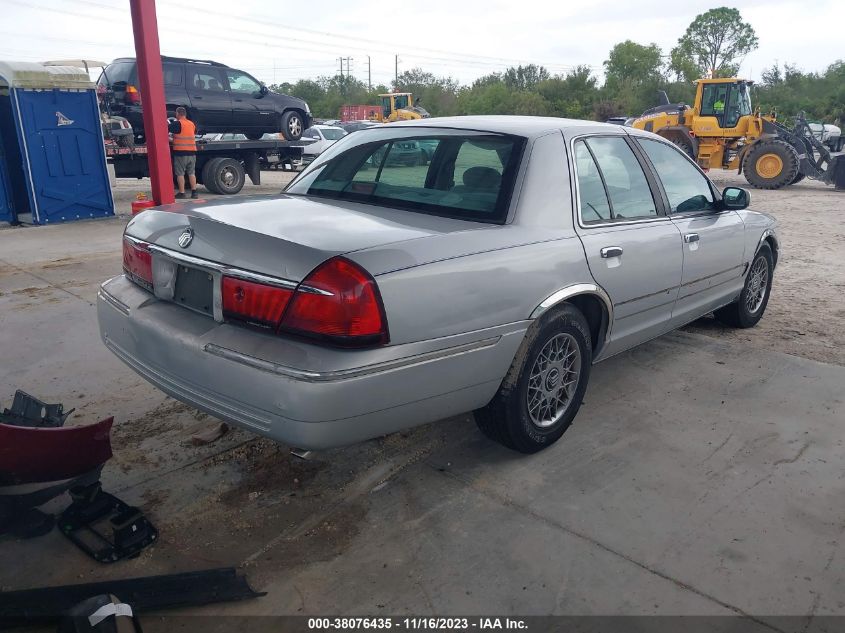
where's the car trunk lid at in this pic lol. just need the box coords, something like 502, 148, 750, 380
125, 193, 487, 282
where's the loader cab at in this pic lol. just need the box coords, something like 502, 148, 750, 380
380, 93, 412, 121
697, 80, 753, 130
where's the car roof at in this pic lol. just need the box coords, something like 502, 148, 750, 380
111, 56, 228, 67
390, 115, 623, 138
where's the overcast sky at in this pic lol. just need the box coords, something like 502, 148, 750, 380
3, 0, 843, 88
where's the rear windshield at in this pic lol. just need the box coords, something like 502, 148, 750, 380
286, 130, 524, 223
321, 128, 347, 140
99, 61, 135, 88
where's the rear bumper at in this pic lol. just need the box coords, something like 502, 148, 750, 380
98, 275, 527, 449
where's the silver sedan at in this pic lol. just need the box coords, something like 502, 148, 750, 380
99, 116, 778, 453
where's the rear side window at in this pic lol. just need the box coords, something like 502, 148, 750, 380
189, 67, 226, 92
574, 142, 612, 223
575, 136, 657, 222
163, 63, 182, 86
287, 134, 524, 223
637, 138, 715, 213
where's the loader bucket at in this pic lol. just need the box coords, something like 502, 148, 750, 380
833, 156, 845, 191
769, 114, 837, 185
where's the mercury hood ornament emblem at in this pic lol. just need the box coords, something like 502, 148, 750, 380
178, 227, 194, 248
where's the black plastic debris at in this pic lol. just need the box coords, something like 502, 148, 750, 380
0, 390, 73, 428
58, 594, 142, 633
58, 482, 158, 564
0, 568, 265, 625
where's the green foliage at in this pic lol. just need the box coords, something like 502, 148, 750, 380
755, 61, 845, 125
670, 7, 758, 80
271, 10, 840, 128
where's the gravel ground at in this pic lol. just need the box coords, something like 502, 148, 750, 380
693, 169, 845, 366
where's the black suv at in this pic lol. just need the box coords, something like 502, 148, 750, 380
98, 56, 311, 141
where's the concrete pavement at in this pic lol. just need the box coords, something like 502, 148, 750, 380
1, 214, 843, 627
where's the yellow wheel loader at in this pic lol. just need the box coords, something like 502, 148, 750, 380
632, 78, 839, 190
375, 92, 430, 123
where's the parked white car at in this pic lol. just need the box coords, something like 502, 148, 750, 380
301, 125, 348, 157
807, 122, 843, 152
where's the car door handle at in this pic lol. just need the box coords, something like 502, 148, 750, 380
600, 246, 623, 258
684, 233, 700, 243
192, 95, 203, 100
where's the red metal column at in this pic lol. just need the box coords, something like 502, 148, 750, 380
129, 0, 174, 206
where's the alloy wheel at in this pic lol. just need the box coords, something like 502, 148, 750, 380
526, 333, 581, 428
745, 256, 769, 314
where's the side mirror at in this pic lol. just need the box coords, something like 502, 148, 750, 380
722, 186, 750, 210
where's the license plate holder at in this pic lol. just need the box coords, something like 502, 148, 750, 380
173, 264, 215, 316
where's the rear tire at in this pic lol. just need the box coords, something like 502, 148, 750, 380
475, 304, 592, 453
742, 139, 800, 189
207, 158, 245, 195
665, 131, 695, 159
714, 243, 773, 328
201, 158, 224, 194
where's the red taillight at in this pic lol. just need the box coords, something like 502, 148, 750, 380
222, 276, 293, 328
125, 85, 141, 105
280, 257, 388, 347
122, 237, 152, 290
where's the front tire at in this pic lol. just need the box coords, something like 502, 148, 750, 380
475, 304, 592, 453
280, 111, 304, 141
742, 140, 799, 189
714, 243, 774, 328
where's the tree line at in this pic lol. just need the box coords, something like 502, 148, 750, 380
270, 7, 844, 127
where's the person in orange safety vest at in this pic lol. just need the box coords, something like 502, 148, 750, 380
168, 107, 198, 199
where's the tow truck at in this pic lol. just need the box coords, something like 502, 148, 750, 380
105, 136, 305, 195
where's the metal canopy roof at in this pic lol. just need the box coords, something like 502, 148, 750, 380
0, 61, 94, 90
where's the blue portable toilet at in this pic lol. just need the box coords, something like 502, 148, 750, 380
0, 62, 114, 225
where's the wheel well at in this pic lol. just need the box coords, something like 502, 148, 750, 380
764, 235, 779, 266
565, 294, 608, 356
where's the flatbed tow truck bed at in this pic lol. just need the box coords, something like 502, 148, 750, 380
105, 138, 306, 195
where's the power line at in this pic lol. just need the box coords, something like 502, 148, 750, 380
43, 0, 598, 72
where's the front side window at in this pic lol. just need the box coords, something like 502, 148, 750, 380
724, 83, 752, 127
286, 131, 524, 223
226, 70, 261, 94
578, 136, 657, 221
638, 139, 715, 213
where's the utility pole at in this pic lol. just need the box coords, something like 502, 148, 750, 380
338, 57, 344, 78
367, 55, 371, 91
395, 54, 399, 87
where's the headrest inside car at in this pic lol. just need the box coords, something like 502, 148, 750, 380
463, 166, 502, 191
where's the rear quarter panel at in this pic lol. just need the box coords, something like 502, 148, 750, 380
368, 236, 593, 345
